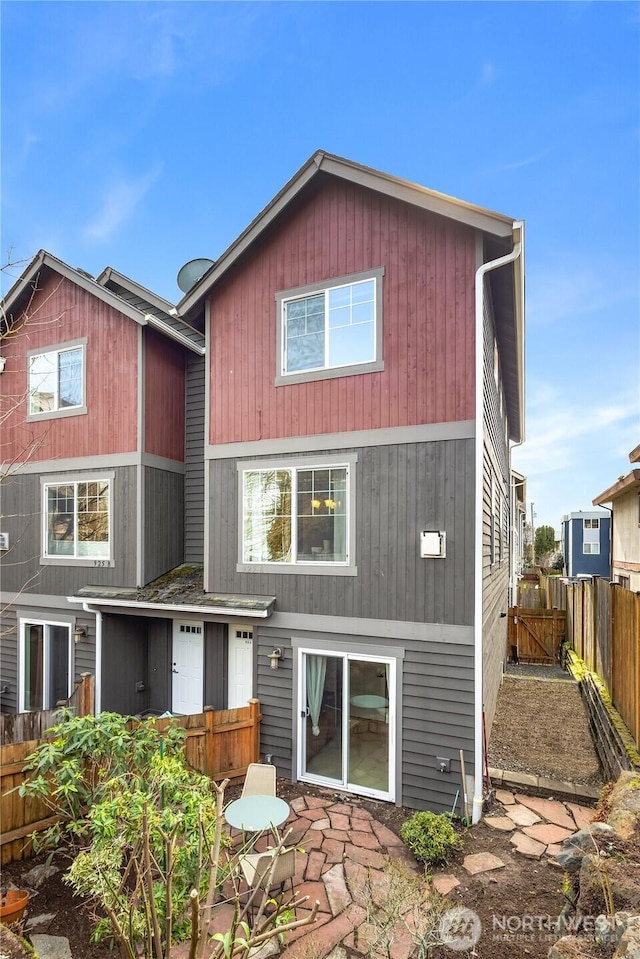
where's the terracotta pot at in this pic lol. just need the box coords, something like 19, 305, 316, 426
0, 889, 30, 925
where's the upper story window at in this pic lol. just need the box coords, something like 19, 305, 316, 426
27, 339, 87, 420
42, 476, 113, 566
584, 518, 600, 530
238, 455, 357, 575
275, 269, 384, 386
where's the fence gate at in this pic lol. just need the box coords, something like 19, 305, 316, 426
508, 608, 566, 663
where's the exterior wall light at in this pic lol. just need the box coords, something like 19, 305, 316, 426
73, 625, 87, 644
269, 647, 282, 669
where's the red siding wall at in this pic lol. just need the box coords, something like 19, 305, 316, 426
208, 179, 476, 445
2, 274, 138, 463
144, 328, 185, 460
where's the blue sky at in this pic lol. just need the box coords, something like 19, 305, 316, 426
2, 1, 638, 531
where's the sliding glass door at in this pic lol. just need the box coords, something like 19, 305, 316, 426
298, 650, 394, 801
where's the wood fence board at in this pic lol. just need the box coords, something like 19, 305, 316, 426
508, 609, 566, 663
0, 693, 261, 866
611, 587, 640, 744
596, 578, 612, 691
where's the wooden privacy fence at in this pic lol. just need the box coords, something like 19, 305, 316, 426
0, 696, 262, 866
538, 575, 640, 750
508, 607, 566, 663
0, 673, 95, 746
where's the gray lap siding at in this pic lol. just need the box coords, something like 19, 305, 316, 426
207, 439, 474, 625
254, 625, 473, 813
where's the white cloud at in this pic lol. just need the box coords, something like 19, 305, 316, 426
528, 254, 638, 327
83, 167, 161, 242
512, 378, 639, 527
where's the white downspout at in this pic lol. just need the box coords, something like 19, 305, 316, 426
473, 222, 524, 823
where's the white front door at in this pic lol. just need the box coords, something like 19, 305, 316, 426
172, 621, 204, 715
228, 626, 253, 708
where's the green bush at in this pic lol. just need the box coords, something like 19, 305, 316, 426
400, 811, 462, 867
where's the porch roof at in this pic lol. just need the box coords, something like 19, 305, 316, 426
68, 564, 276, 618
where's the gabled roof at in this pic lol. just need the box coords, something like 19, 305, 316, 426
2, 251, 204, 355
176, 149, 518, 318
174, 149, 524, 443
629, 443, 640, 464
593, 469, 640, 506
96, 266, 204, 352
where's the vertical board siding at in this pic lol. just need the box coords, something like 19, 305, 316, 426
0, 467, 138, 596
144, 329, 186, 461
143, 468, 184, 584
185, 354, 205, 562
2, 274, 138, 464
208, 439, 474, 626
204, 622, 227, 709
101, 614, 148, 715
255, 625, 474, 813
208, 180, 476, 445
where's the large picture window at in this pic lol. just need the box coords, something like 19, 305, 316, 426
43, 479, 110, 561
242, 464, 349, 567
276, 269, 384, 385
28, 341, 85, 417
20, 620, 71, 711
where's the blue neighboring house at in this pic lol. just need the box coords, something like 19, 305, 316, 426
561, 511, 611, 578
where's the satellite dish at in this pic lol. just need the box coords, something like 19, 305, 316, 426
177, 258, 215, 294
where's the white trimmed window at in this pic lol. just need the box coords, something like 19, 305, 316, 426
241, 461, 355, 571
583, 542, 600, 555
19, 619, 72, 711
28, 340, 86, 418
43, 479, 111, 562
584, 518, 600, 530
276, 269, 384, 385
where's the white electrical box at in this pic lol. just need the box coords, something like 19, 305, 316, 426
0, 532, 9, 550
420, 530, 446, 558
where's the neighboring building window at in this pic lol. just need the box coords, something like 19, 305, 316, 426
242, 464, 349, 566
28, 341, 86, 417
583, 518, 600, 530
583, 542, 600, 555
20, 620, 71, 711
617, 575, 630, 589
275, 269, 384, 385
43, 479, 110, 561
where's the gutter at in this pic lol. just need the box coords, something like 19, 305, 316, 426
473, 221, 524, 824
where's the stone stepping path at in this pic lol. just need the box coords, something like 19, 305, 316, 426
486, 790, 596, 861
172, 789, 596, 959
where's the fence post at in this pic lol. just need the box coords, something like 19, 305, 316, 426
78, 673, 95, 717
249, 698, 260, 763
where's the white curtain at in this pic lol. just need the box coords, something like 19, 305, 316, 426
306, 655, 327, 736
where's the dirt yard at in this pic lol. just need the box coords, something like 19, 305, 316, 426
488, 672, 603, 786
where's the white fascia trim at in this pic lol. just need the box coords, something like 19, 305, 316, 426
67, 596, 272, 618
473, 223, 523, 825
144, 314, 205, 355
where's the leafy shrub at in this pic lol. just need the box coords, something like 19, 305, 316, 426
400, 811, 462, 867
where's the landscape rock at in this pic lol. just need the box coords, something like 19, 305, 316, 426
22, 863, 59, 888
577, 854, 640, 917
547, 934, 596, 958
554, 822, 615, 872
613, 915, 640, 958
30, 934, 72, 959
607, 772, 640, 840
